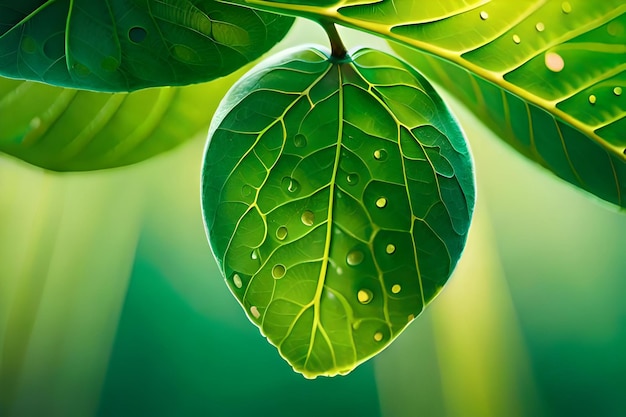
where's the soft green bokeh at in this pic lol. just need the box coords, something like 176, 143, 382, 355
1, 18, 625, 417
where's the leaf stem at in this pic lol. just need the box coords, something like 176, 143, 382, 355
320, 20, 348, 60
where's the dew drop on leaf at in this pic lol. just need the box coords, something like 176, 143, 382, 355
357, 289, 373, 305
385, 244, 396, 255
535, 22, 545, 32
373, 149, 387, 161
281, 177, 300, 194
589, 94, 597, 105
346, 173, 359, 185
250, 306, 261, 319
233, 273, 243, 289
561, 1, 572, 14
479, 11, 489, 20
373, 332, 383, 342
512, 34, 521, 44
346, 250, 364, 266
614, 87, 622, 96
251, 249, 259, 260
391, 284, 402, 294
272, 264, 286, 279
375, 197, 387, 208
294, 133, 307, 148
276, 226, 288, 241
241, 184, 253, 197
301, 210, 315, 226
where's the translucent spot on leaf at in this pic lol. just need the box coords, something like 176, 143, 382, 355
607, 21, 624, 37
588, 94, 597, 105
357, 289, 373, 304
294, 133, 307, 148
374, 332, 383, 342
561, 1, 572, 13
241, 184, 253, 197
479, 11, 489, 20
101, 56, 119, 72
281, 177, 300, 194
20, 37, 37, 54
276, 226, 288, 241
172, 44, 199, 63
614, 87, 623, 96
346, 173, 360, 185
346, 250, 364, 266
373, 149, 388, 161
535, 22, 545, 32
29, 118, 41, 130
129, 26, 148, 43
272, 264, 286, 279
391, 284, 402, 294
233, 273, 243, 289
301, 210, 315, 226
250, 306, 261, 319
385, 244, 396, 255
545, 52, 565, 72
211, 22, 250, 47
375, 197, 387, 208
512, 34, 521, 44
73, 62, 91, 77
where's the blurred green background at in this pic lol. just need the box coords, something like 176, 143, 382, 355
1, 20, 625, 417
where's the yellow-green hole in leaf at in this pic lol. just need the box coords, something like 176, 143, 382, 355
373, 149, 387, 161
272, 264, 286, 279
276, 226, 288, 241
375, 197, 387, 208
357, 289, 373, 305
391, 284, 402, 294
373, 332, 384, 342
385, 244, 396, 255
589, 94, 597, 105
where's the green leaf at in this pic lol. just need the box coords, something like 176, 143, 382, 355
201, 46, 475, 378
0, 70, 239, 171
0, 0, 293, 92
231, 0, 626, 207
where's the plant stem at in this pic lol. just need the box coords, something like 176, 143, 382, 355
320, 20, 347, 60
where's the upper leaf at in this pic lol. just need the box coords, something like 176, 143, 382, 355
0, 71, 238, 171
201, 46, 475, 378
0, 0, 293, 91
231, 0, 626, 207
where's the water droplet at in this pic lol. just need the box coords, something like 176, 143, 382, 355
375, 197, 387, 208
241, 184, 253, 197
373, 149, 388, 161
276, 226, 288, 241
535, 22, 545, 32
301, 210, 315, 226
294, 133, 307, 148
614, 87, 623, 96
391, 284, 402, 294
357, 289, 373, 304
251, 250, 259, 260
281, 177, 300, 194
346, 173, 360, 185
545, 52, 565, 72
588, 94, 597, 105
561, 1, 572, 13
512, 34, 521, 44
250, 306, 261, 319
374, 332, 383, 342
479, 11, 489, 20
233, 274, 243, 289
29, 118, 41, 130
346, 250, 364, 266
272, 264, 286, 279
385, 244, 396, 255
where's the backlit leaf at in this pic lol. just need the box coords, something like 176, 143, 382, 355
201, 46, 475, 378
0, 70, 239, 171
0, 0, 293, 91
231, 0, 626, 207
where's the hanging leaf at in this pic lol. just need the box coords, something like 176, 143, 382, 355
201, 46, 475, 378
0, 0, 293, 91
0, 69, 239, 171
230, 0, 626, 208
